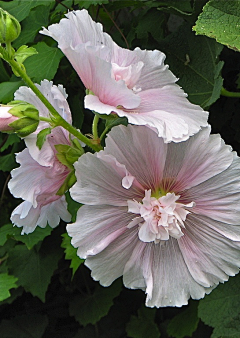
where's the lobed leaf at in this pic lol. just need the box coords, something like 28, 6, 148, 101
0, 273, 18, 302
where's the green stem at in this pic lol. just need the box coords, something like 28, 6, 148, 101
100, 126, 110, 141
39, 116, 52, 123
221, 87, 240, 98
8, 58, 102, 151
92, 114, 99, 140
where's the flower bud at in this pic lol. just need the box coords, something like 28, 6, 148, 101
0, 104, 18, 132
0, 101, 39, 137
0, 8, 21, 44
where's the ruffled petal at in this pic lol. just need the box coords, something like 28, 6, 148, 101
179, 214, 240, 288
67, 205, 131, 258
104, 125, 167, 191
163, 127, 233, 190
187, 153, 240, 224
123, 239, 209, 307
70, 151, 143, 206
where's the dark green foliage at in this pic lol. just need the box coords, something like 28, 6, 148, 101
0, 0, 240, 337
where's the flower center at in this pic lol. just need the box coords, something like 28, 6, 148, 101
111, 61, 143, 92
127, 190, 194, 243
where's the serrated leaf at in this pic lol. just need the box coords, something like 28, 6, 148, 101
69, 279, 122, 326
0, 314, 48, 338
167, 301, 199, 338
61, 233, 83, 276
0, 273, 18, 301
36, 127, 51, 150
75, 0, 109, 9
14, 45, 38, 64
13, 225, 53, 250
198, 274, 240, 338
0, 153, 17, 172
7, 241, 62, 302
126, 305, 160, 338
24, 42, 63, 83
0, 80, 23, 104
193, 0, 240, 52
0, 59, 10, 82
0, 133, 20, 152
160, 22, 223, 108
0, 223, 16, 246
0, 0, 50, 22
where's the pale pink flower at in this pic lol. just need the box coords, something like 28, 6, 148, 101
0, 105, 18, 131
14, 79, 72, 166
8, 126, 71, 234
67, 124, 240, 307
41, 10, 208, 143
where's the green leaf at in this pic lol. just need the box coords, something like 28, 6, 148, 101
65, 190, 81, 222
0, 223, 16, 246
0, 273, 18, 301
126, 305, 160, 338
36, 127, 51, 150
13, 226, 53, 250
0, 153, 17, 171
7, 241, 62, 302
198, 274, 240, 338
0, 59, 10, 82
161, 22, 224, 108
69, 279, 122, 326
167, 301, 199, 338
0, 80, 23, 104
0, 314, 48, 338
193, 0, 240, 52
14, 45, 38, 64
61, 233, 83, 277
24, 42, 63, 83
0, 0, 51, 22
75, 0, 109, 9
13, 5, 50, 49
0, 133, 20, 152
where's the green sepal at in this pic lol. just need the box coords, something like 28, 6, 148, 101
36, 127, 51, 150
55, 144, 84, 169
14, 45, 38, 64
56, 170, 76, 196
8, 117, 38, 137
8, 100, 39, 120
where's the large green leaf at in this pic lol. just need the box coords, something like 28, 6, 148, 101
0, 80, 23, 103
193, 0, 240, 52
167, 301, 199, 338
0, 314, 48, 338
7, 241, 62, 302
13, 5, 50, 49
160, 22, 224, 108
24, 42, 63, 83
126, 305, 160, 338
0, 273, 18, 301
69, 279, 122, 326
198, 274, 240, 338
0, 0, 51, 22
0, 153, 17, 172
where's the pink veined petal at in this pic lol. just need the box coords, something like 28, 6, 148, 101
123, 239, 210, 307
104, 125, 167, 191
163, 127, 233, 190
179, 214, 240, 288
187, 153, 240, 224
67, 205, 131, 259
70, 152, 144, 206
84, 226, 139, 286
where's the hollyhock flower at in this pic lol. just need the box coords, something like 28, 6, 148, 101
67, 124, 240, 307
8, 126, 71, 234
41, 9, 208, 143
0, 105, 18, 131
14, 79, 72, 166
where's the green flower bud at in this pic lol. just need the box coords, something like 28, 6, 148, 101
0, 8, 21, 44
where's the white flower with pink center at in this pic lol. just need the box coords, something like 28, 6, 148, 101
41, 9, 209, 143
67, 124, 240, 308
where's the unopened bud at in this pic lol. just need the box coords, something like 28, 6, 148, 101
0, 8, 21, 44
0, 104, 18, 132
